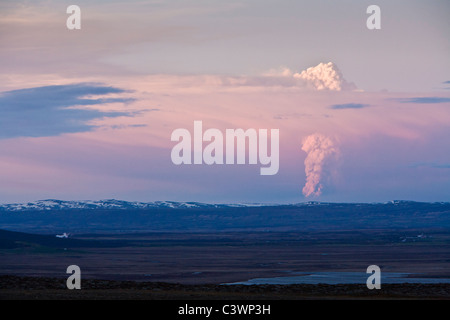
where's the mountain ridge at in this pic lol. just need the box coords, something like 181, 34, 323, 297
0, 199, 272, 211
0, 199, 449, 234
1, 198, 448, 212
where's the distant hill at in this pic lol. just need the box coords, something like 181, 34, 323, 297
0, 200, 449, 234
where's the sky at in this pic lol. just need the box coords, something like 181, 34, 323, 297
0, 0, 449, 204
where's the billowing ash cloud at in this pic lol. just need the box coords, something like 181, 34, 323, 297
301, 133, 339, 197
293, 62, 356, 91
258, 62, 356, 91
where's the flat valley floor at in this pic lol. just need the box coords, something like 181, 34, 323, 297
1, 229, 449, 299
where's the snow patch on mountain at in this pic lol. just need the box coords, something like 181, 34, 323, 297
0, 199, 276, 211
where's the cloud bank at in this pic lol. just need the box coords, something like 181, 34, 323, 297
301, 134, 340, 197
244, 62, 357, 91
160, 61, 358, 92
0, 83, 133, 139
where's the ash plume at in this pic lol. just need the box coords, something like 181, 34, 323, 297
293, 62, 356, 91
301, 133, 339, 197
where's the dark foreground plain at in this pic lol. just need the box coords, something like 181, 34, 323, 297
0, 229, 449, 299
1, 275, 449, 299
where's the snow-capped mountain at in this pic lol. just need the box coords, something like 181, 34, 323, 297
0, 199, 449, 233
0, 199, 439, 212
0, 199, 271, 211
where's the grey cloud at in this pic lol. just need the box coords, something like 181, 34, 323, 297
273, 113, 313, 120
330, 103, 370, 110
410, 162, 450, 169
395, 97, 450, 104
0, 83, 134, 139
109, 124, 148, 130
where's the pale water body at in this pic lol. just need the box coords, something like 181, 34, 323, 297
227, 272, 450, 285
